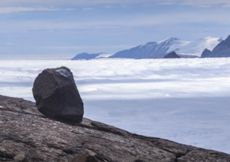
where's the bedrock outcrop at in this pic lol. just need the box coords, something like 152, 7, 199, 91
0, 95, 230, 162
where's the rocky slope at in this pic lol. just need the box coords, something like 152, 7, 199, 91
1, 95, 230, 162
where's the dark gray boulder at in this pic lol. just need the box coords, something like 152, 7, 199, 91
32, 66, 84, 123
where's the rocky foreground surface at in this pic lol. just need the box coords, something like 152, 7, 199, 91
1, 95, 230, 162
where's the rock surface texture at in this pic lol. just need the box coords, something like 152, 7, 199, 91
0, 95, 230, 162
32, 67, 84, 123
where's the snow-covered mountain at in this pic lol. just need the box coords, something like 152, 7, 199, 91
168, 36, 222, 57
72, 36, 222, 60
110, 37, 222, 59
201, 35, 230, 58
72, 52, 101, 60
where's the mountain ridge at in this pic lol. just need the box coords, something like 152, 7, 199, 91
201, 35, 230, 57
72, 36, 221, 60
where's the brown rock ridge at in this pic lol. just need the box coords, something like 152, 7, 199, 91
0, 95, 230, 162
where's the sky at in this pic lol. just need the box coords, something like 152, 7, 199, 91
0, 0, 230, 59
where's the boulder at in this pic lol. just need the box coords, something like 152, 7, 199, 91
32, 66, 84, 123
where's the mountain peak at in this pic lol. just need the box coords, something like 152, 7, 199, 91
164, 51, 181, 58
145, 42, 157, 46
159, 37, 179, 43
201, 48, 212, 58
203, 35, 230, 58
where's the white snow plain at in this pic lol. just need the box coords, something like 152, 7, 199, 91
0, 58, 230, 153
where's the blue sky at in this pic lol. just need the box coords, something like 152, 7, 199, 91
0, 0, 230, 59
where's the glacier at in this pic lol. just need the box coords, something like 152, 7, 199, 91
0, 58, 230, 153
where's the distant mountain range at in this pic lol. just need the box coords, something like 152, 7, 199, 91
72, 52, 102, 60
71, 52, 111, 60
110, 37, 221, 59
72, 36, 230, 60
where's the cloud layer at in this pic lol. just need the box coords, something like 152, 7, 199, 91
0, 0, 229, 14
0, 7, 58, 14
1, 0, 230, 8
